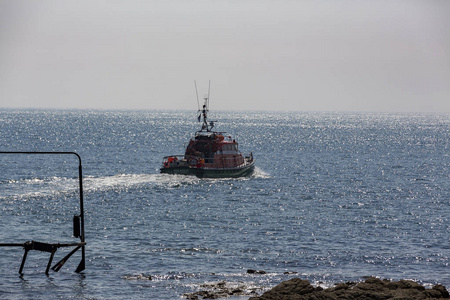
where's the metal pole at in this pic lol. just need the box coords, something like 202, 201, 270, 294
195, 80, 200, 111
75, 158, 85, 272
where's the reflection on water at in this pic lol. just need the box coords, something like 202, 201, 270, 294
0, 110, 448, 299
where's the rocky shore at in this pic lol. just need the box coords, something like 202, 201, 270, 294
185, 274, 449, 300
249, 277, 449, 300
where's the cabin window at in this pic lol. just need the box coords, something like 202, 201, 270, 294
223, 144, 238, 151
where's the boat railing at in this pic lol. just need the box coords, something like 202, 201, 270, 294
161, 155, 188, 168
162, 154, 254, 169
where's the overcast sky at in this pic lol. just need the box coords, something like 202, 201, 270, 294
1, 0, 449, 112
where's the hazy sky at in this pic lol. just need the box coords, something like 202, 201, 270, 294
1, 0, 449, 112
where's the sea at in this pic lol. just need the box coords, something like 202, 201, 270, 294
0, 109, 448, 299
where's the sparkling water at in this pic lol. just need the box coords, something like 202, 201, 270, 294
0, 109, 448, 299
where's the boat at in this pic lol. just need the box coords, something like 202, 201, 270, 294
160, 82, 255, 178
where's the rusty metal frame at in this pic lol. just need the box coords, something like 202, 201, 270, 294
0, 151, 86, 275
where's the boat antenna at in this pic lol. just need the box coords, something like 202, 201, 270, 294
207, 80, 211, 112
195, 80, 202, 122
195, 81, 213, 131
202, 92, 209, 130
195, 80, 200, 111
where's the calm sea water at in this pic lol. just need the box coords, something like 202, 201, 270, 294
0, 109, 448, 299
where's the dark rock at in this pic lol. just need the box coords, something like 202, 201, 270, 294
249, 277, 449, 300
433, 284, 450, 297
184, 280, 263, 299
396, 279, 426, 290
248, 278, 322, 299
247, 269, 267, 274
331, 282, 349, 291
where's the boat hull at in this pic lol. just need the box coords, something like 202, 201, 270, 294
160, 161, 255, 178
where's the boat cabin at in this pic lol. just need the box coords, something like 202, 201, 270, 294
184, 132, 244, 168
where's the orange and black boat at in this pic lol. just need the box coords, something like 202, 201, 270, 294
160, 83, 255, 178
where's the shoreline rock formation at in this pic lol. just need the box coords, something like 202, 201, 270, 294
184, 276, 449, 299
249, 277, 449, 300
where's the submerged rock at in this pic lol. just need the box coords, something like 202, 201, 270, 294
247, 269, 267, 274
249, 277, 449, 300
